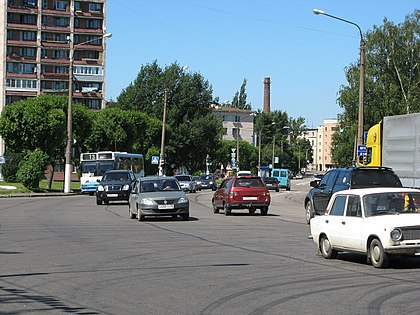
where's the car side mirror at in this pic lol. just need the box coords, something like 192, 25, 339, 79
310, 180, 320, 188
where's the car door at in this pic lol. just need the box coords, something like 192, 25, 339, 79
324, 194, 347, 247
214, 179, 229, 208
340, 195, 363, 251
312, 170, 339, 212
129, 180, 140, 214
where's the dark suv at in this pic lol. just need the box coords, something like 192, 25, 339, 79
304, 167, 402, 224
96, 170, 137, 205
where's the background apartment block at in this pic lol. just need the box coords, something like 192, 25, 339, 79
0, 0, 108, 158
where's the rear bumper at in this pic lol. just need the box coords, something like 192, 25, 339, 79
228, 202, 270, 209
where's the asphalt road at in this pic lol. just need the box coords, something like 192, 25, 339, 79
1, 179, 420, 314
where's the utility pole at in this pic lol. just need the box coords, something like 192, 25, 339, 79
159, 91, 168, 176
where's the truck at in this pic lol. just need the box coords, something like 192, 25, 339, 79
359, 113, 420, 188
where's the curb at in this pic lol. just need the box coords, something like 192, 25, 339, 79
0, 192, 81, 198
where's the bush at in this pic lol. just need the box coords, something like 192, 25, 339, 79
16, 150, 49, 190
2, 151, 23, 182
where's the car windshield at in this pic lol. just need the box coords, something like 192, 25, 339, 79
175, 175, 191, 181
199, 174, 213, 180
234, 177, 265, 188
352, 170, 402, 188
102, 172, 129, 181
263, 178, 278, 184
140, 179, 181, 192
363, 192, 420, 217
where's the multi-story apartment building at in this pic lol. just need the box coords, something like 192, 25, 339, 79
315, 118, 338, 171
0, 0, 108, 160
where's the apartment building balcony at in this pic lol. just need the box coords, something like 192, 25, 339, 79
7, 39, 37, 47
75, 10, 103, 18
41, 72, 68, 80
7, 23, 37, 30
7, 73, 36, 79
6, 6, 37, 14
74, 28, 104, 35
41, 9, 71, 17
6, 55, 36, 62
41, 40, 69, 48
41, 25, 69, 32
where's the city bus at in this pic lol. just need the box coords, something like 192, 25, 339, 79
80, 151, 144, 194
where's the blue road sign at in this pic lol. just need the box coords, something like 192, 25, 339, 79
151, 156, 159, 165
357, 145, 367, 156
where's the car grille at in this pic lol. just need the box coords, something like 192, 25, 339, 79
105, 185, 122, 191
155, 199, 177, 205
401, 226, 420, 240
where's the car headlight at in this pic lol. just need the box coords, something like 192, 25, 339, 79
390, 228, 402, 241
122, 184, 130, 190
140, 198, 155, 206
178, 197, 189, 204
209, 181, 214, 184
97, 185, 104, 191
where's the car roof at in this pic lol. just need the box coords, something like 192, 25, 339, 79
104, 169, 132, 174
140, 176, 176, 181
333, 187, 419, 197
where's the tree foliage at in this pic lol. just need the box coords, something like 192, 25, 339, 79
114, 61, 223, 174
16, 149, 49, 189
333, 10, 420, 164
232, 78, 250, 110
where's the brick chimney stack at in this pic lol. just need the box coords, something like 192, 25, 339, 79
263, 77, 270, 113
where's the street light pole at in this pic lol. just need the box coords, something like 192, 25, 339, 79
313, 9, 365, 162
258, 132, 261, 176
64, 32, 112, 193
236, 126, 240, 172
159, 90, 168, 176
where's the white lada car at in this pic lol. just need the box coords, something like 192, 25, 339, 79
310, 187, 420, 268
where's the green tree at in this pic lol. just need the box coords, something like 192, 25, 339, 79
231, 79, 250, 110
334, 10, 420, 164
0, 95, 66, 187
115, 61, 223, 174
16, 149, 49, 190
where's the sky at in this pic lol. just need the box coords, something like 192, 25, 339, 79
105, 0, 418, 127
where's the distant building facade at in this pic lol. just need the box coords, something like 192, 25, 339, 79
0, 0, 108, 160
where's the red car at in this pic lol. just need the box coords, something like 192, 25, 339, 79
212, 175, 271, 215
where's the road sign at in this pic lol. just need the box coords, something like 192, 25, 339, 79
357, 145, 367, 156
151, 156, 159, 165
231, 148, 236, 153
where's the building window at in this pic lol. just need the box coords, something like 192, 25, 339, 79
54, 1, 67, 10
7, 30, 13, 40
86, 99, 100, 109
55, 17, 69, 27
54, 66, 67, 74
88, 3, 102, 12
234, 115, 240, 122
74, 2, 81, 11
233, 128, 240, 138
87, 19, 101, 29
6, 78, 37, 89
42, 0, 47, 9
53, 50, 68, 59
23, 0, 36, 8
19, 47, 36, 57
74, 66, 103, 75
20, 14, 36, 24
223, 128, 227, 135
21, 31, 36, 41
52, 81, 67, 90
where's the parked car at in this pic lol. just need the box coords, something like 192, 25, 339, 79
262, 177, 280, 192
128, 176, 189, 221
309, 187, 420, 268
271, 168, 291, 191
197, 173, 217, 190
192, 176, 202, 191
212, 175, 271, 216
175, 174, 198, 193
304, 166, 402, 224
96, 170, 137, 205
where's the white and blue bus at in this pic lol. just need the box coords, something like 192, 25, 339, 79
80, 151, 144, 194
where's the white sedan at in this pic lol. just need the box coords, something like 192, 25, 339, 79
309, 187, 420, 268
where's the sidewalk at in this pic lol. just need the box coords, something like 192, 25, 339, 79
0, 191, 81, 198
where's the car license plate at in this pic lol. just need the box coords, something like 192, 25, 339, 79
158, 204, 174, 210
106, 194, 118, 197
243, 196, 258, 201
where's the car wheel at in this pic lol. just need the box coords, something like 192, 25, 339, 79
249, 208, 256, 215
286, 186, 291, 191
129, 205, 136, 219
320, 235, 338, 259
89, 192, 94, 196
369, 239, 389, 268
224, 203, 231, 216
182, 213, 189, 221
137, 208, 145, 221
104, 200, 109, 205
305, 201, 314, 224
212, 200, 219, 214
276, 188, 279, 192
260, 207, 268, 216
96, 198, 102, 205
